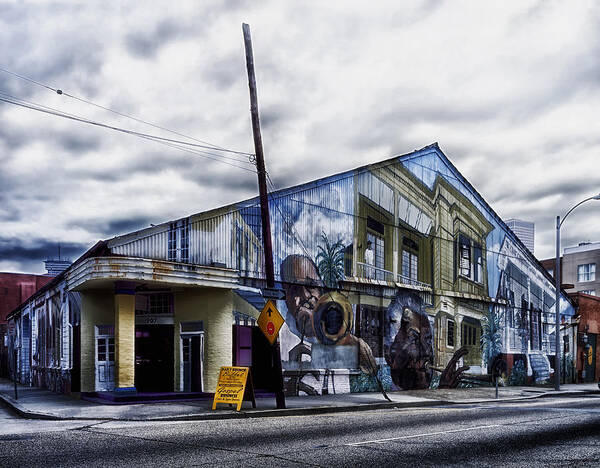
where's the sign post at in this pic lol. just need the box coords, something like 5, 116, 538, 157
257, 300, 286, 408
257, 300, 284, 345
212, 366, 256, 411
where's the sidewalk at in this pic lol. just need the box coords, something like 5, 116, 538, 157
1, 378, 598, 422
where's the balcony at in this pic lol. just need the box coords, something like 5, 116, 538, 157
356, 262, 429, 288
355, 262, 433, 306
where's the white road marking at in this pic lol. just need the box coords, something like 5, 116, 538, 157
346, 424, 502, 446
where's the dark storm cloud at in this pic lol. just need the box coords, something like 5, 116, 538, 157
0, 74, 36, 101
107, 217, 156, 235
0, 118, 27, 148
260, 105, 297, 131
336, 99, 496, 153
123, 0, 250, 59
34, 46, 102, 90
186, 167, 258, 192
203, 56, 242, 90
0, 119, 102, 153
125, 19, 193, 58
524, 179, 600, 203
58, 133, 102, 153
67, 149, 258, 191
491, 178, 600, 206
1, 18, 104, 100
68, 216, 158, 237
0, 238, 89, 263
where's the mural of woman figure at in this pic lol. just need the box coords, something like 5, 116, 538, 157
386, 292, 469, 390
385, 292, 434, 390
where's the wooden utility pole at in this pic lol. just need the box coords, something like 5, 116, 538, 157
242, 22, 275, 289
242, 23, 285, 409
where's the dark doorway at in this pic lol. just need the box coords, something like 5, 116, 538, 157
232, 325, 276, 391
135, 325, 174, 392
584, 333, 597, 383
182, 334, 203, 392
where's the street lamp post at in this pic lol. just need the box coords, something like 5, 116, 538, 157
555, 193, 600, 391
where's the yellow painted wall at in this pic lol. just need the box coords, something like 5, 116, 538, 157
80, 290, 114, 393
174, 289, 233, 392
115, 294, 135, 389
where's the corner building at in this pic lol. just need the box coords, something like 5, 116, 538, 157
7, 144, 574, 396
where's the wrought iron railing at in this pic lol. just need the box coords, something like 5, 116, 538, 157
356, 262, 432, 289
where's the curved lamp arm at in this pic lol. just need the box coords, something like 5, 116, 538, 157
559, 193, 600, 228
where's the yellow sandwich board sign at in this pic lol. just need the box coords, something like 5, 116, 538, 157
212, 366, 256, 411
257, 300, 284, 345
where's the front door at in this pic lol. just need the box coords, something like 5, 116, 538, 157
462, 318, 482, 367
232, 325, 274, 391
181, 333, 204, 392
95, 329, 115, 391
21, 315, 31, 383
233, 325, 253, 366
584, 333, 596, 382
135, 325, 174, 392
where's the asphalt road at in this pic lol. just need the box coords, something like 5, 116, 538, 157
1, 395, 600, 467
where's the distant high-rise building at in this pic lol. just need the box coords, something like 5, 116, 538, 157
506, 218, 535, 253
44, 259, 71, 276
44, 244, 72, 276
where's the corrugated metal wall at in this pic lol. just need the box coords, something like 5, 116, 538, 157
111, 230, 169, 260
107, 173, 356, 284
269, 174, 355, 282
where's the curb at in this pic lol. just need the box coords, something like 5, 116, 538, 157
1, 388, 598, 422
0, 392, 63, 421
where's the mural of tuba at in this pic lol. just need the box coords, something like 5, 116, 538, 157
311, 292, 353, 345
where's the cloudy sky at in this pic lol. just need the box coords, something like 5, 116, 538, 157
1, 1, 599, 274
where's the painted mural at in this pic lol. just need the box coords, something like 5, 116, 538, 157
234, 144, 575, 395
278, 252, 378, 395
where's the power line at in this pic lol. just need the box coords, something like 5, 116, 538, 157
0, 92, 254, 171
0, 90, 254, 162
0, 92, 257, 172
0, 66, 254, 157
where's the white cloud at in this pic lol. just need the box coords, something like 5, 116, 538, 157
1, 1, 600, 272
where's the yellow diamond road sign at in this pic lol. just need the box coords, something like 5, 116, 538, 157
258, 300, 284, 345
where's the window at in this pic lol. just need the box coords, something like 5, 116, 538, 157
181, 321, 204, 333
578, 263, 596, 282
580, 289, 596, 296
168, 219, 190, 262
462, 323, 478, 347
233, 311, 255, 326
135, 293, 172, 315
447, 319, 455, 347
456, 234, 483, 284
402, 237, 419, 282
168, 226, 177, 260
402, 250, 418, 281
149, 294, 171, 314
459, 235, 471, 277
547, 268, 554, 279
366, 231, 385, 279
97, 337, 115, 362
473, 244, 483, 283
235, 224, 254, 274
